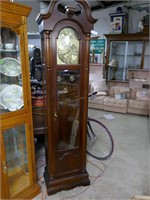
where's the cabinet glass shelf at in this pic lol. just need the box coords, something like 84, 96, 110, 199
112, 54, 142, 56
0, 49, 19, 53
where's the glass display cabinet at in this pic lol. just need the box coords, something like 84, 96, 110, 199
105, 33, 149, 82
36, 0, 97, 195
0, 2, 40, 199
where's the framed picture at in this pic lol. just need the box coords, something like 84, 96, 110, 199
110, 16, 122, 33
109, 12, 128, 34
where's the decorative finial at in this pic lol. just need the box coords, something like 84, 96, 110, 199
65, 6, 75, 17
138, 20, 144, 32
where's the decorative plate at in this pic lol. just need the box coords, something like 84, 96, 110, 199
0, 57, 21, 76
0, 84, 23, 111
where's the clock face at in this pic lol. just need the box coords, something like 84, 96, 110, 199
57, 28, 79, 65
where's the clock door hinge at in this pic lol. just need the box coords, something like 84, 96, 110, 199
23, 32, 25, 41
2, 161, 7, 174
27, 99, 30, 106
29, 125, 32, 131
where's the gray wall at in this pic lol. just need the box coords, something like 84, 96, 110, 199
13, 0, 149, 35
91, 0, 149, 38
14, 0, 40, 33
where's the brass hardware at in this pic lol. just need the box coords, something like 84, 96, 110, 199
63, 88, 68, 94
2, 161, 7, 174
54, 112, 57, 118
57, 76, 62, 82
70, 75, 75, 81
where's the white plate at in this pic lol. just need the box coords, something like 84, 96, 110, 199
0, 84, 23, 111
0, 84, 9, 92
0, 57, 21, 77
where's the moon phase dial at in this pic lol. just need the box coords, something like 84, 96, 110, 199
57, 28, 79, 65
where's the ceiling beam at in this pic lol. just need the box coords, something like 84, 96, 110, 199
96, 1, 105, 9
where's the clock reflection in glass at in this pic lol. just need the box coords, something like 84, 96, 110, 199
57, 27, 79, 65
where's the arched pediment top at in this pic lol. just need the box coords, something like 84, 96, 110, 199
36, 0, 97, 33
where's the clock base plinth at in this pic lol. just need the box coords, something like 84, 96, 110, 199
44, 166, 90, 195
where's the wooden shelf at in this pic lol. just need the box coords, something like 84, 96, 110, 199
108, 80, 129, 87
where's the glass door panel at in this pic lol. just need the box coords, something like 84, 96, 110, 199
144, 41, 149, 69
109, 40, 146, 81
3, 124, 30, 197
127, 41, 143, 69
57, 70, 80, 150
109, 41, 126, 80
0, 28, 24, 114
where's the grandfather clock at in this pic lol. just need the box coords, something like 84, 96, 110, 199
36, 0, 97, 195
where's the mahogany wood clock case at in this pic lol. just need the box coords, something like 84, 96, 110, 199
36, 0, 97, 195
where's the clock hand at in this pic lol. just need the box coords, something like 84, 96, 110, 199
61, 44, 75, 56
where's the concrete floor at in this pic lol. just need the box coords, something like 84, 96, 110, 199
34, 109, 150, 200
